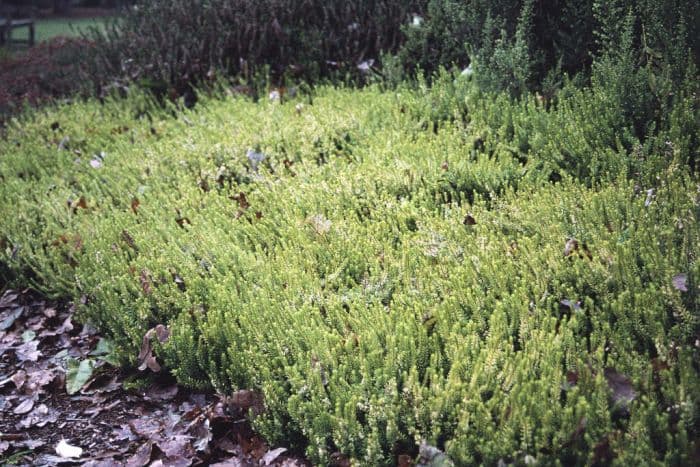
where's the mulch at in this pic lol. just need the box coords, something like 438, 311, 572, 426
0, 288, 307, 466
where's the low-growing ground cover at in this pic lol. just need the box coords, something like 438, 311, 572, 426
0, 80, 698, 465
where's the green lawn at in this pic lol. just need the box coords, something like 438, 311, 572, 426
1, 80, 697, 465
6, 16, 109, 44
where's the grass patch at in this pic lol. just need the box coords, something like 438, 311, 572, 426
0, 81, 698, 465
4, 16, 108, 45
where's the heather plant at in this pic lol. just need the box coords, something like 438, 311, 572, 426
398, 0, 699, 98
1, 78, 698, 464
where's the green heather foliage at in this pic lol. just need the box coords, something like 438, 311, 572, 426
1, 80, 699, 464
398, 0, 699, 91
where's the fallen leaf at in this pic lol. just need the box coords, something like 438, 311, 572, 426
0, 291, 19, 308
262, 447, 287, 465
122, 230, 138, 250
72, 196, 88, 211
173, 273, 186, 290
1, 307, 23, 330
126, 442, 154, 467
10, 369, 27, 389
191, 419, 212, 452
90, 338, 118, 365
21, 329, 36, 342
210, 460, 247, 467
66, 358, 95, 395
157, 435, 193, 458
19, 403, 59, 429
151, 458, 192, 467
153, 324, 170, 343
232, 192, 250, 211
357, 59, 375, 72
141, 355, 161, 372
55, 439, 83, 459
417, 441, 454, 467
16, 340, 41, 362
38, 454, 83, 464
214, 438, 239, 455
269, 89, 281, 102
129, 417, 163, 438
145, 384, 178, 401
82, 459, 124, 467
21, 439, 46, 450
25, 368, 58, 393
114, 424, 139, 442
13, 397, 35, 415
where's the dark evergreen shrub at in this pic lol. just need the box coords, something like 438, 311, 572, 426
83, 0, 426, 97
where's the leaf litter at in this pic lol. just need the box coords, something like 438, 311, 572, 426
0, 289, 307, 466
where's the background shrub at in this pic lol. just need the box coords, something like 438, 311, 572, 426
0, 38, 91, 128
83, 0, 426, 99
398, 0, 699, 92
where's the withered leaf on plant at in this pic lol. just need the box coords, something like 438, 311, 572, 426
672, 273, 688, 292
137, 325, 170, 373
226, 389, 265, 416
564, 238, 578, 257
131, 197, 141, 214
604, 368, 636, 407
121, 230, 138, 251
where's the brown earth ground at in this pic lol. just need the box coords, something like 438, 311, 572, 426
0, 289, 309, 466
